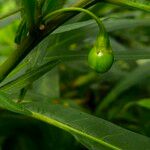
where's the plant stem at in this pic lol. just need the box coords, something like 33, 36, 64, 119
0, 0, 97, 83
43, 7, 106, 35
0, 0, 148, 82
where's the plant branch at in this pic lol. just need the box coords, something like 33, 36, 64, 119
0, 0, 97, 83
43, 7, 106, 35
0, 0, 149, 82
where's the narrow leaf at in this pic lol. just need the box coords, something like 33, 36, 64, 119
0, 13, 20, 28
42, 0, 67, 15
0, 59, 60, 93
136, 98, 150, 109
52, 18, 150, 35
0, 93, 150, 150
21, 0, 37, 27
0, 8, 21, 21
0, 92, 30, 114
104, 0, 150, 12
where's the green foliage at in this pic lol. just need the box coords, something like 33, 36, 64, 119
0, 92, 150, 150
14, 20, 27, 44
104, 0, 150, 12
137, 99, 150, 109
21, 0, 37, 28
42, 0, 67, 15
96, 62, 150, 112
0, 0, 150, 149
0, 59, 60, 93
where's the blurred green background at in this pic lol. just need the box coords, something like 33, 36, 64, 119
0, 0, 150, 149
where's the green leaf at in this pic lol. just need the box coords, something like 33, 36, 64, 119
42, 0, 67, 15
136, 98, 150, 109
44, 49, 150, 64
0, 59, 60, 93
21, 0, 37, 27
0, 92, 150, 150
52, 18, 150, 35
14, 20, 27, 44
0, 8, 21, 21
104, 0, 150, 12
0, 92, 30, 115
121, 98, 150, 113
0, 113, 82, 150
33, 67, 60, 98
0, 13, 20, 28
114, 50, 150, 60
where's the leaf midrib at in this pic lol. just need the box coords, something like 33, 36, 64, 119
31, 111, 121, 150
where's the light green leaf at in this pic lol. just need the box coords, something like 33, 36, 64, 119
0, 13, 20, 28
0, 59, 60, 93
0, 92, 150, 150
136, 98, 150, 109
121, 98, 150, 113
0, 92, 30, 115
104, 0, 150, 12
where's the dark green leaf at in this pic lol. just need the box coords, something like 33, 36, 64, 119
0, 93, 150, 150
42, 0, 67, 15
21, 0, 37, 27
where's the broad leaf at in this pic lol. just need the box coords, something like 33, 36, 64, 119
0, 92, 150, 150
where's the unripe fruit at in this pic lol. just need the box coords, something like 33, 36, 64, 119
43, 7, 114, 73
88, 47, 114, 73
88, 32, 114, 73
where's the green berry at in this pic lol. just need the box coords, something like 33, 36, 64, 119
88, 47, 114, 73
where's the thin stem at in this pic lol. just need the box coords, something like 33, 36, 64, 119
43, 7, 106, 35
0, 0, 148, 82
0, 0, 98, 83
